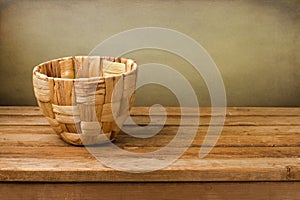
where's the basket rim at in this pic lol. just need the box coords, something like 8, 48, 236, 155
33, 56, 138, 82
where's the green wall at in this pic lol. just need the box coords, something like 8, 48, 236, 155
0, 0, 299, 106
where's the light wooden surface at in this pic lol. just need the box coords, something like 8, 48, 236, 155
0, 106, 299, 199
0, 106, 300, 182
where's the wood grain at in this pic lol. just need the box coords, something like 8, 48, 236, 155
1, 127, 299, 147
0, 106, 299, 183
1, 115, 300, 126
1, 182, 299, 200
0, 158, 299, 182
0, 146, 299, 159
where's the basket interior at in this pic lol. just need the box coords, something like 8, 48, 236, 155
35, 56, 136, 79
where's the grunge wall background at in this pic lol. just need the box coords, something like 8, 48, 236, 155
0, 0, 299, 106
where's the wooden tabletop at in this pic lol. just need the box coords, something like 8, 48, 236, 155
0, 106, 299, 183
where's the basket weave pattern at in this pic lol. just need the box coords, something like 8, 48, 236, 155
33, 56, 137, 145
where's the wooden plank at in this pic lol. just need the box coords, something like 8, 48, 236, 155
1, 115, 300, 126
0, 115, 48, 126
1, 106, 300, 116
0, 125, 54, 134
0, 106, 42, 116
1, 127, 299, 147
225, 107, 300, 116
0, 158, 299, 182
116, 125, 300, 137
1, 182, 299, 200
126, 115, 300, 126
121, 146, 300, 159
1, 124, 299, 136
116, 133, 300, 148
0, 146, 299, 159
0, 106, 299, 183
1, 125, 299, 147
115, 126, 300, 148
0, 134, 68, 147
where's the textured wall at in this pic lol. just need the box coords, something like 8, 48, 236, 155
0, 0, 299, 106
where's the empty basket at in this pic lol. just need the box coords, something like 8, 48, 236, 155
33, 56, 138, 145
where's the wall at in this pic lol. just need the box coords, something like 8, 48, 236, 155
0, 0, 299, 106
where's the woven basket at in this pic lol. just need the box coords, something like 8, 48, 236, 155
33, 56, 138, 145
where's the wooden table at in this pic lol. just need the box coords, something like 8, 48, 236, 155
0, 106, 299, 199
